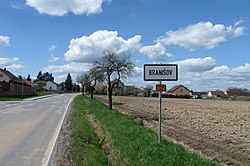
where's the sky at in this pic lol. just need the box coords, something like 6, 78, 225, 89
0, 0, 250, 91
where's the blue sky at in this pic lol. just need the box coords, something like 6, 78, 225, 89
0, 0, 249, 91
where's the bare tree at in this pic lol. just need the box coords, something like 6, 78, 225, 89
77, 73, 91, 95
77, 68, 104, 99
88, 67, 105, 99
76, 74, 86, 95
93, 50, 134, 109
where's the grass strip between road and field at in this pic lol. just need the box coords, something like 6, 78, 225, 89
0, 92, 55, 101
71, 95, 108, 166
71, 95, 218, 166
0, 97, 23, 101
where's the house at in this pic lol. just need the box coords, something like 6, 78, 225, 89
111, 79, 126, 95
44, 81, 58, 91
34, 80, 46, 91
0, 68, 36, 97
95, 83, 107, 95
125, 86, 136, 96
167, 85, 191, 98
57, 82, 65, 93
0, 68, 19, 83
207, 91, 226, 98
191, 92, 207, 99
150, 90, 159, 97
134, 87, 146, 97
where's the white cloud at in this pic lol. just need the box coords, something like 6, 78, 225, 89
48, 54, 60, 62
65, 30, 142, 63
172, 62, 250, 91
157, 21, 245, 50
0, 57, 23, 71
48, 45, 57, 52
172, 57, 216, 72
131, 66, 143, 77
231, 63, 250, 73
43, 62, 92, 74
53, 74, 68, 84
209, 65, 230, 74
140, 42, 172, 61
43, 62, 93, 83
26, 0, 111, 16
0, 36, 10, 47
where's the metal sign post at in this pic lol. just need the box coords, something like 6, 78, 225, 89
144, 64, 178, 144
158, 81, 162, 143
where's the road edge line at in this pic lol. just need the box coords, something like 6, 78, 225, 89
40, 94, 76, 166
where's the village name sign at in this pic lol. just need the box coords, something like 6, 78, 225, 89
143, 64, 178, 143
144, 64, 178, 81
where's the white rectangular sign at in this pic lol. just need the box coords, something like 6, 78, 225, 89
144, 64, 178, 81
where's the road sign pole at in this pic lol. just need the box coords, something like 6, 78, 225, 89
143, 64, 178, 144
158, 81, 162, 143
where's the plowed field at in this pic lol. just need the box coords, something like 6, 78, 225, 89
95, 95, 250, 166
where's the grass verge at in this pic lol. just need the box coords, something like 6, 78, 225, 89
0, 92, 55, 101
0, 97, 23, 101
71, 95, 217, 166
71, 95, 108, 166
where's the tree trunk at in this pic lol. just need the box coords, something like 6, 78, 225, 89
82, 84, 85, 95
108, 87, 112, 110
90, 88, 94, 99
107, 74, 113, 110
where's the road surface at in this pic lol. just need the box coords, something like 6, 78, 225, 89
0, 93, 76, 166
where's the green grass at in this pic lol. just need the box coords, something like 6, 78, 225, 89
71, 95, 108, 166
0, 97, 23, 101
0, 92, 55, 101
36, 91, 55, 96
71, 95, 217, 166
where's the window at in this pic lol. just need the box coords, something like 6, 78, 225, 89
0, 74, 3, 77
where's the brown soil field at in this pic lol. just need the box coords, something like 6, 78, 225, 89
95, 95, 250, 166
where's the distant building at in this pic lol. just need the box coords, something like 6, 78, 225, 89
191, 92, 207, 99
167, 85, 191, 98
150, 85, 192, 98
44, 81, 58, 91
134, 87, 146, 97
0, 68, 20, 82
125, 86, 136, 96
0, 68, 36, 97
207, 91, 226, 98
57, 82, 65, 93
111, 79, 126, 95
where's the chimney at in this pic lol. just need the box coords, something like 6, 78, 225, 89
4, 68, 6, 71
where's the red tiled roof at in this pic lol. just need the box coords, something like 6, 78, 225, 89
168, 85, 190, 92
24, 80, 32, 85
168, 85, 179, 92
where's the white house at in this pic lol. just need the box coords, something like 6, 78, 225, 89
207, 91, 226, 98
44, 81, 58, 91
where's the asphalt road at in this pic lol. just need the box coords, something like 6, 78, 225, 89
0, 93, 76, 166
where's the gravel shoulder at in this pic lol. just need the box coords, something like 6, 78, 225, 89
48, 101, 73, 166
95, 95, 250, 166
